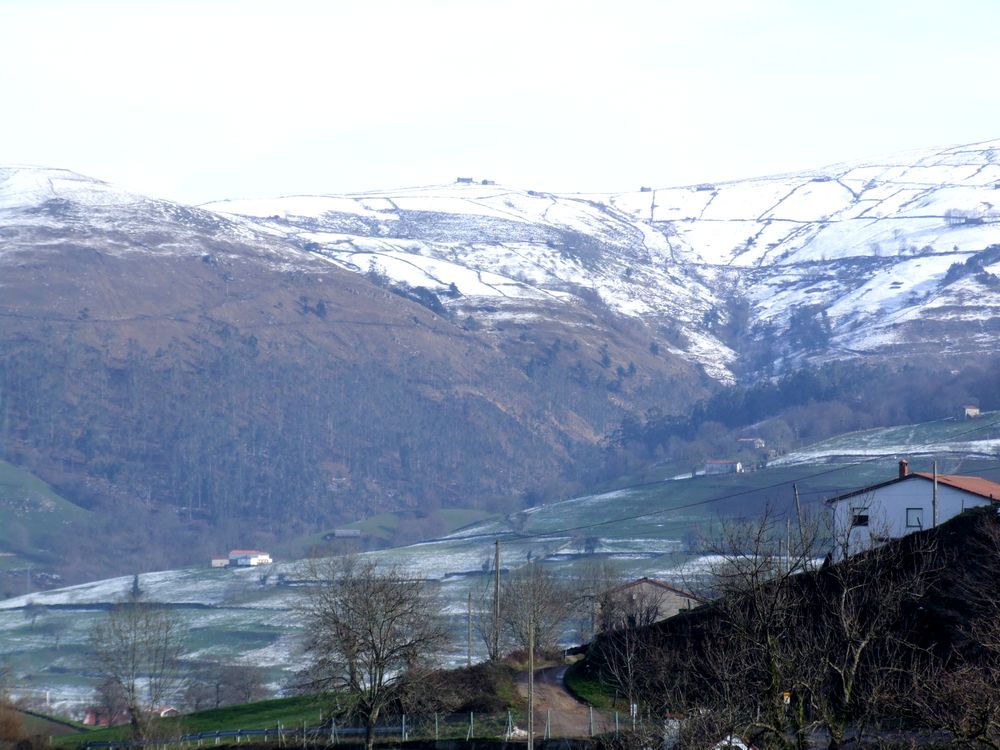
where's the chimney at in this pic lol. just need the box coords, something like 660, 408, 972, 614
899, 459, 909, 479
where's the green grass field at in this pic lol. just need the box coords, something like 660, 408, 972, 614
52, 694, 333, 747
0, 459, 90, 568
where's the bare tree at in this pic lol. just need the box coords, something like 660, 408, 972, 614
807, 527, 937, 750
592, 580, 666, 708
94, 676, 130, 726
639, 505, 937, 750
88, 586, 185, 739
0, 667, 24, 749
911, 643, 1000, 750
500, 562, 574, 654
299, 556, 450, 750
694, 507, 822, 750
910, 513, 1000, 748
185, 663, 269, 711
0, 701, 24, 750
575, 557, 622, 643
472, 550, 503, 663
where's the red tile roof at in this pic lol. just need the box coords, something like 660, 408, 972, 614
912, 473, 1000, 501
827, 471, 1000, 505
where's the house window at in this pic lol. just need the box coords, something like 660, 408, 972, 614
850, 509, 869, 528
906, 507, 924, 529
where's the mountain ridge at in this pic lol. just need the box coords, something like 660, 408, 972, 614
2, 139, 1000, 580
200, 138, 1000, 383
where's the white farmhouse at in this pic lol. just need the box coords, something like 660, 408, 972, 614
228, 549, 273, 567
828, 460, 1000, 556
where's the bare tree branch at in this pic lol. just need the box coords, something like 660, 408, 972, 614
298, 556, 450, 750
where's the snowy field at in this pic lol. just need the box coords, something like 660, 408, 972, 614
0, 471, 735, 713
772, 412, 1000, 467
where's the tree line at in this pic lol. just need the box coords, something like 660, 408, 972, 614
609, 357, 1000, 470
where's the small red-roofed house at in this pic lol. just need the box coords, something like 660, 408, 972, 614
228, 549, 272, 566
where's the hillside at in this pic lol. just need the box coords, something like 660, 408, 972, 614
582, 506, 1000, 747
207, 139, 1000, 376
0, 460, 86, 593
3, 140, 1000, 580
0, 167, 708, 580
4, 411, 1000, 715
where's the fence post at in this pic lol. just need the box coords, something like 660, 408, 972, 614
402, 714, 407, 742
435, 713, 439, 741
615, 711, 619, 736
589, 706, 594, 737
545, 709, 550, 740
466, 712, 474, 741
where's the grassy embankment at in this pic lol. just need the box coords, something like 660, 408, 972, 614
52, 663, 526, 747
563, 659, 616, 711
52, 695, 329, 747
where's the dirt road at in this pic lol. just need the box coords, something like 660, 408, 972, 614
516, 666, 615, 737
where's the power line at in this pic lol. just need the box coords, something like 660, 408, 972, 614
441, 415, 1000, 545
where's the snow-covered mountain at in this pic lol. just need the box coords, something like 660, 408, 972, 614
205, 139, 1000, 380
0, 161, 713, 580
3, 140, 1000, 584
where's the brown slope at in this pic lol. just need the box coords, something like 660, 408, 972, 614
0, 182, 709, 580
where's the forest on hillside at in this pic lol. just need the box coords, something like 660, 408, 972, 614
606, 358, 1000, 474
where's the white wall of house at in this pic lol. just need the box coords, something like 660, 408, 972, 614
229, 551, 272, 566
832, 479, 990, 554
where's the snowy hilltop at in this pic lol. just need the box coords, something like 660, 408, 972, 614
203, 139, 1000, 382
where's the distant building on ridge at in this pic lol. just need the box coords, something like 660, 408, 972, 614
210, 550, 272, 567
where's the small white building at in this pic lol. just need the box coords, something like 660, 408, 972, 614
228, 549, 273, 567
964, 404, 981, 418
828, 460, 1000, 556
705, 459, 744, 475
210, 556, 229, 568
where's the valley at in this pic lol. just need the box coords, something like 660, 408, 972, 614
3, 141, 1000, 720
3, 412, 999, 714
3, 140, 1000, 584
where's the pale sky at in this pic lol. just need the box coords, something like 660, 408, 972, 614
2, 0, 999, 204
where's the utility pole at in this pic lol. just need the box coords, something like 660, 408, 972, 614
793, 483, 804, 541
493, 539, 501, 661
785, 518, 791, 572
528, 616, 535, 750
933, 460, 939, 528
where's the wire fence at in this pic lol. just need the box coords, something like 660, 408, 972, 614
81, 708, 670, 749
